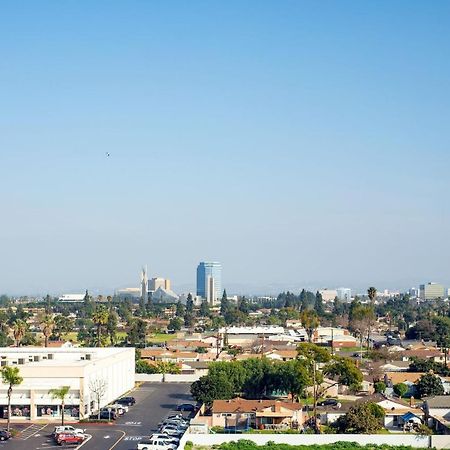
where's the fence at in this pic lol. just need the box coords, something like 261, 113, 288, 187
179, 433, 447, 449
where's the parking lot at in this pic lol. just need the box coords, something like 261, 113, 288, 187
2, 383, 193, 450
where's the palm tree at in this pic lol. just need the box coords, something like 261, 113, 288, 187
156, 361, 181, 382
49, 386, 70, 425
91, 307, 109, 347
12, 320, 27, 347
40, 315, 55, 348
1, 366, 23, 431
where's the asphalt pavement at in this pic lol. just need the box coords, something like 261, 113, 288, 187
3, 382, 193, 450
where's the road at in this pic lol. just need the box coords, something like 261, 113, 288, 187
6, 383, 193, 450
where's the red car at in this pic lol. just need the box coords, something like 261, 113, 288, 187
55, 433, 85, 446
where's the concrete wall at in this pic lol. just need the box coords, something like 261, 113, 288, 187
135, 374, 200, 382
179, 433, 438, 449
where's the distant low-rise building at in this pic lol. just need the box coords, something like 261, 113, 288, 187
319, 289, 337, 302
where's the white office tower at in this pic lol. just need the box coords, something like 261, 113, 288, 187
140, 266, 148, 303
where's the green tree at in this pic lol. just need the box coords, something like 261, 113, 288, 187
191, 372, 234, 406
136, 360, 158, 374
200, 300, 210, 317
106, 310, 118, 345
49, 386, 70, 425
367, 287, 377, 303
393, 382, 408, 397
277, 359, 310, 402
175, 301, 185, 318
335, 402, 385, 434
220, 289, 230, 316
300, 310, 320, 342
168, 317, 183, 331
186, 293, 194, 315
91, 306, 109, 347
1, 366, 23, 431
314, 291, 324, 315
416, 373, 444, 398
156, 361, 181, 382
374, 381, 386, 394
127, 318, 147, 346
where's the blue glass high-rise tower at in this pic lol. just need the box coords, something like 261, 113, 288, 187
196, 262, 222, 305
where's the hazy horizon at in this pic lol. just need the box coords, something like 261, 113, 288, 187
1, 1, 449, 295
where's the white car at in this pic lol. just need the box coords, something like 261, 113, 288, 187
53, 425, 84, 436
109, 403, 129, 413
149, 434, 179, 444
137, 438, 177, 450
158, 426, 183, 437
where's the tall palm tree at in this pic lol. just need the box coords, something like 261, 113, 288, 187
12, 320, 27, 347
49, 386, 70, 425
367, 287, 377, 350
91, 307, 109, 347
1, 366, 23, 431
40, 315, 55, 348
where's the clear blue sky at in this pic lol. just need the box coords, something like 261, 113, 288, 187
1, 1, 449, 295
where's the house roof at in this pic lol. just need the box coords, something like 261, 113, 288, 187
426, 396, 450, 408
213, 398, 302, 414
385, 372, 425, 384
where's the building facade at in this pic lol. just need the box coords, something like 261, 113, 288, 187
420, 282, 446, 300
0, 348, 135, 421
336, 288, 352, 302
196, 262, 222, 305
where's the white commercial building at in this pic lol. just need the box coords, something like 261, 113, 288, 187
0, 347, 135, 421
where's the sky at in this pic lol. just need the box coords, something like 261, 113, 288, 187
1, 1, 449, 295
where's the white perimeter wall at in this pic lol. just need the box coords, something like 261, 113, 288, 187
179, 434, 440, 449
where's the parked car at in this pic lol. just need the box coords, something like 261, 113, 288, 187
0, 430, 11, 441
102, 405, 125, 415
148, 434, 179, 445
137, 438, 177, 450
53, 426, 84, 437
55, 433, 85, 446
117, 396, 136, 406
160, 418, 188, 427
158, 426, 184, 437
90, 410, 118, 420
176, 403, 196, 412
109, 403, 129, 413
317, 398, 338, 407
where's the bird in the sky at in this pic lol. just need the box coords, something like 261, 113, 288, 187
105, 152, 110, 157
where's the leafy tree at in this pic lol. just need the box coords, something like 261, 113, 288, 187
136, 359, 158, 374
186, 293, 194, 315
220, 290, 230, 316
335, 402, 384, 434
314, 291, 324, 315
191, 372, 234, 406
175, 301, 185, 318
1, 366, 23, 431
300, 310, 320, 342
416, 373, 444, 397
168, 317, 183, 331
200, 300, 210, 317
241, 358, 276, 399
405, 319, 436, 340
49, 386, 70, 425
374, 381, 386, 393
277, 359, 310, 402
127, 318, 147, 346
238, 296, 250, 314
106, 310, 118, 345
393, 383, 408, 397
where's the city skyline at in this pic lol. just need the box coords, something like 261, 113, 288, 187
1, 1, 450, 294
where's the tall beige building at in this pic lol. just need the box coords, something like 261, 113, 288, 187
420, 282, 446, 300
149, 277, 171, 291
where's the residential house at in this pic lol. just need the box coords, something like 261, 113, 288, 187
384, 372, 425, 397
424, 396, 450, 433
211, 398, 303, 430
